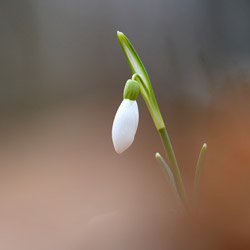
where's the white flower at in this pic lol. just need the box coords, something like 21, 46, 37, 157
112, 99, 139, 154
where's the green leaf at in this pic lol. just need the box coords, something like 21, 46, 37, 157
155, 152, 181, 204
193, 143, 207, 206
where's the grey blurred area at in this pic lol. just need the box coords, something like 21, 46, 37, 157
1, 1, 250, 250
1, 0, 250, 114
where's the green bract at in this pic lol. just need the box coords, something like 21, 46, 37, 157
123, 79, 140, 101
117, 31, 165, 130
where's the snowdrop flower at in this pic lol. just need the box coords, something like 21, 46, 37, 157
112, 80, 140, 154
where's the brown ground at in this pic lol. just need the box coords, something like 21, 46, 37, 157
0, 89, 250, 250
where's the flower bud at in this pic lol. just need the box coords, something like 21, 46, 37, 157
123, 80, 140, 101
112, 99, 139, 154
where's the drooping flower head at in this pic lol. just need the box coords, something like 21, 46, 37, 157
112, 80, 140, 154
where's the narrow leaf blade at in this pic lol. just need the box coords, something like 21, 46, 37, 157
155, 152, 181, 205
117, 31, 151, 93
193, 143, 207, 207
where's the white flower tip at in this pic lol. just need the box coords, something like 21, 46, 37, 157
112, 99, 139, 154
113, 139, 133, 154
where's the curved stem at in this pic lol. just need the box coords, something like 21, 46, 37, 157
132, 73, 150, 95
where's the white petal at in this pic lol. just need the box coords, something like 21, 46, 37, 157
112, 99, 139, 154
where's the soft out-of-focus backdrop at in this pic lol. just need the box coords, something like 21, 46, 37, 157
1, 1, 250, 249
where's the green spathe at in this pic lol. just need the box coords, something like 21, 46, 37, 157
123, 80, 140, 101
117, 31, 164, 130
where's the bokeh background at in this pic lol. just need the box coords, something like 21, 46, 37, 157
1, 0, 250, 249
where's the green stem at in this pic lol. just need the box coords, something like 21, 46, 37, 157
158, 127, 188, 209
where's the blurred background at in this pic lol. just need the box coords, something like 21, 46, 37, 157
1, 0, 250, 249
